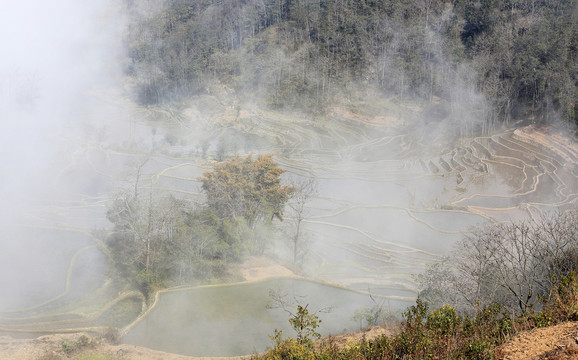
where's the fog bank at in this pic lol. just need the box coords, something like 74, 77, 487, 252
0, 0, 124, 311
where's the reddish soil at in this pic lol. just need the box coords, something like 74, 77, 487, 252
496, 322, 578, 360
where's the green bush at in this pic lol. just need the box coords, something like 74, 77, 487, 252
460, 340, 489, 360
426, 305, 461, 337
253, 330, 319, 360
59, 335, 94, 356
535, 271, 578, 325
289, 305, 322, 345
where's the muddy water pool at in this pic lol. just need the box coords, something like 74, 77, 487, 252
123, 278, 408, 357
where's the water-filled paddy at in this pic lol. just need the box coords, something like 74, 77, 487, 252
0, 229, 100, 313
123, 278, 410, 357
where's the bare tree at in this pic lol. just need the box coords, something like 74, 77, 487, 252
454, 228, 503, 311
488, 221, 544, 315
286, 178, 317, 268
531, 211, 578, 292
418, 210, 578, 316
487, 211, 578, 314
106, 158, 187, 295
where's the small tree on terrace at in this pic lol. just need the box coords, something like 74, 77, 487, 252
106, 189, 184, 296
267, 289, 329, 346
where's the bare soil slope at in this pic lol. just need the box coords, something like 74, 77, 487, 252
496, 322, 578, 360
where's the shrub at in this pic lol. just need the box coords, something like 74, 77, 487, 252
252, 330, 319, 360
426, 305, 461, 337
59, 335, 94, 356
460, 340, 490, 360
535, 271, 578, 325
255, 281, 578, 360
289, 305, 322, 345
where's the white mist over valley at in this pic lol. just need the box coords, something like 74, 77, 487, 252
0, 0, 577, 358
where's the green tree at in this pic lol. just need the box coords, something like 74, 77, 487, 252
289, 304, 322, 344
200, 153, 294, 226
268, 289, 327, 345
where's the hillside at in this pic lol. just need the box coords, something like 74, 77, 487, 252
125, 0, 578, 129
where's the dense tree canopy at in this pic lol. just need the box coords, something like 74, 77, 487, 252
125, 0, 577, 128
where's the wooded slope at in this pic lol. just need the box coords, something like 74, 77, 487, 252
125, 0, 577, 129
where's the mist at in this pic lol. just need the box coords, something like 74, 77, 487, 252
0, 0, 124, 311
0, 0, 576, 358
1, 1, 122, 204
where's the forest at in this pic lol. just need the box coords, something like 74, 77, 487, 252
125, 0, 578, 131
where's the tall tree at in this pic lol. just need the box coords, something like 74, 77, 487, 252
200, 153, 294, 226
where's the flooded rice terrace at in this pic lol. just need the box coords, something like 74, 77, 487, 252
124, 278, 407, 356
1, 99, 577, 356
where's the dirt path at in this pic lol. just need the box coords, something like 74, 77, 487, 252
238, 256, 297, 282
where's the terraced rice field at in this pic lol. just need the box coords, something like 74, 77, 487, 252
1, 101, 576, 346
236, 113, 578, 301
